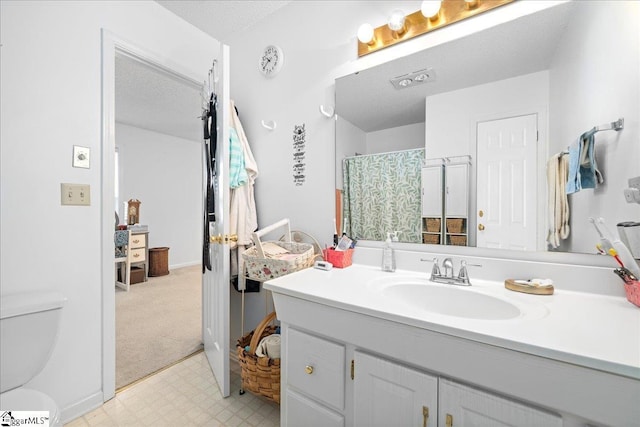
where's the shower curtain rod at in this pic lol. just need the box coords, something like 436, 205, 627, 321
343, 147, 424, 161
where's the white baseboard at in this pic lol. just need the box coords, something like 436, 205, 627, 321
60, 391, 103, 424
169, 261, 201, 270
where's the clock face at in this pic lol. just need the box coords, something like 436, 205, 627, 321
259, 45, 283, 77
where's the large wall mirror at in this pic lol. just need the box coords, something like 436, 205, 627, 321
335, 1, 639, 256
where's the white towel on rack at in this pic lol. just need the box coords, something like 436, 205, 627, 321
547, 153, 570, 248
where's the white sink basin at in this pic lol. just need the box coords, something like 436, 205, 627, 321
368, 276, 546, 320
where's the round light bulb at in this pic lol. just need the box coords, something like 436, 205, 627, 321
387, 9, 406, 32
357, 23, 374, 44
421, 0, 442, 18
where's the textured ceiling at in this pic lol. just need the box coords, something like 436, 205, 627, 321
115, 1, 291, 142
337, 2, 576, 133
155, 1, 291, 41
117, 1, 575, 139
115, 54, 202, 143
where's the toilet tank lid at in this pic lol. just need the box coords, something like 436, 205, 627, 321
1, 291, 67, 319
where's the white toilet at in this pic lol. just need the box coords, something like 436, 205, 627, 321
0, 291, 66, 426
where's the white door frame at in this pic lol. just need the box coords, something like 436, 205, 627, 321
100, 29, 205, 401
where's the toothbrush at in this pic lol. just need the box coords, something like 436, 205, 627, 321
591, 217, 640, 277
607, 248, 624, 268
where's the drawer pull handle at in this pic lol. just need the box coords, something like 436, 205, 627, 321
305, 365, 314, 375
133, 253, 140, 258
133, 239, 140, 243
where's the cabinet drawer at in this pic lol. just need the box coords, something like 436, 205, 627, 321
286, 390, 344, 427
130, 233, 146, 248
287, 328, 345, 410
130, 247, 146, 262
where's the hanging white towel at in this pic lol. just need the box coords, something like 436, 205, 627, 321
547, 153, 570, 248
229, 100, 259, 290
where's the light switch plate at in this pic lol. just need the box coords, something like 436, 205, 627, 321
61, 183, 90, 206
73, 145, 90, 169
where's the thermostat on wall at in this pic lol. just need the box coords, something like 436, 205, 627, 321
73, 145, 90, 169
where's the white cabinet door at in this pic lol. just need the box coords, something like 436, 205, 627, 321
354, 351, 438, 427
445, 163, 469, 218
439, 378, 562, 427
422, 165, 443, 217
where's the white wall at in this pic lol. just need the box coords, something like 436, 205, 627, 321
335, 117, 366, 189
225, 0, 558, 331
0, 1, 218, 421
548, 1, 640, 253
116, 123, 202, 269
425, 71, 549, 249
366, 122, 424, 154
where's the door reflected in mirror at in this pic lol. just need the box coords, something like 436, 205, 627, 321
335, 1, 640, 255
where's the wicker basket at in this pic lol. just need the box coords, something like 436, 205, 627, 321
237, 312, 281, 404
449, 235, 467, 246
423, 234, 440, 244
446, 218, 464, 233
425, 218, 441, 233
242, 219, 314, 281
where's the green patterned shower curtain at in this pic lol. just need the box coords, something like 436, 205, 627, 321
343, 149, 424, 243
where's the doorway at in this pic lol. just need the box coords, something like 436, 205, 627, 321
113, 51, 204, 390
101, 30, 218, 400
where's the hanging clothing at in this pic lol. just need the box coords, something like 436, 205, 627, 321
229, 128, 248, 189
578, 128, 604, 189
202, 93, 217, 272
228, 100, 259, 290
546, 153, 570, 249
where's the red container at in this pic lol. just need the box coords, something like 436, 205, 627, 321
323, 248, 354, 268
624, 281, 640, 308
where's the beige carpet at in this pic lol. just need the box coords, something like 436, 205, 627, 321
115, 264, 203, 389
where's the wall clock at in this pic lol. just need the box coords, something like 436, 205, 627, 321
259, 45, 284, 77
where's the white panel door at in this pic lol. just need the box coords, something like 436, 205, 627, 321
354, 351, 438, 427
203, 44, 231, 397
476, 114, 537, 250
439, 379, 562, 427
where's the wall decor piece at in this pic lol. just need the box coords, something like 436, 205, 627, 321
293, 123, 306, 186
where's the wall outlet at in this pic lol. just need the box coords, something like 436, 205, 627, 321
61, 183, 90, 206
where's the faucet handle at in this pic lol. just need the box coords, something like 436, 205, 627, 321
457, 260, 469, 281
457, 260, 481, 285
421, 257, 440, 277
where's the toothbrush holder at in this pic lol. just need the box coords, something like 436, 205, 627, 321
624, 280, 640, 308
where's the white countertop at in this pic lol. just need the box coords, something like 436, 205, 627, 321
264, 264, 640, 380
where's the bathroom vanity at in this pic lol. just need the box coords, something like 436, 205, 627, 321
264, 259, 640, 427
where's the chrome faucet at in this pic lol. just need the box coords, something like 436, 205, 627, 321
422, 258, 477, 286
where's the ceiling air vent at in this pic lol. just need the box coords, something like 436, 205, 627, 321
390, 68, 436, 90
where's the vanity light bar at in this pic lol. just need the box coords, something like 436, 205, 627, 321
390, 68, 436, 90
358, 0, 515, 57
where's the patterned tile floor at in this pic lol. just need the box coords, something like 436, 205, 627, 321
65, 352, 280, 427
